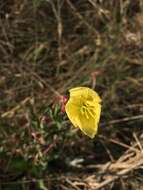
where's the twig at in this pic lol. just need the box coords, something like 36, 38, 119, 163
93, 152, 143, 190
1, 97, 31, 118
101, 114, 143, 126
66, 0, 99, 36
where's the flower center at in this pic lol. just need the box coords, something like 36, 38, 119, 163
81, 102, 95, 119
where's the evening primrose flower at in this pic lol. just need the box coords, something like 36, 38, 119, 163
65, 87, 101, 138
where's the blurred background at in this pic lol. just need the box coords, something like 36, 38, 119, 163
0, 0, 143, 189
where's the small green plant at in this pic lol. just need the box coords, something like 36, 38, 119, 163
0, 98, 73, 181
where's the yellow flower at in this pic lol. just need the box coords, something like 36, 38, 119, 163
65, 87, 101, 138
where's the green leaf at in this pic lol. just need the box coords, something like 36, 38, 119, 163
38, 179, 49, 190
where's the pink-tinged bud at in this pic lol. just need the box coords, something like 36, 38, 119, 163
56, 95, 63, 103
91, 70, 102, 88
61, 104, 65, 113
91, 70, 101, 81
63, 96, 68, 104
56, 95, 67, 103
56, 95, 68, 113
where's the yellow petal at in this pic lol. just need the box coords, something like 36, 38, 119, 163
65, 98, 80, 128
89, 101, 101, 123
69, 87, 101, 103
79, 103, 101, 138
78, 113, 99, 138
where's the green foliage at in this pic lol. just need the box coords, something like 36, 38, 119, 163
0, 103, 71, 177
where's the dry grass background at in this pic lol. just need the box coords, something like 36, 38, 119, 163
0, 0, 143, 189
